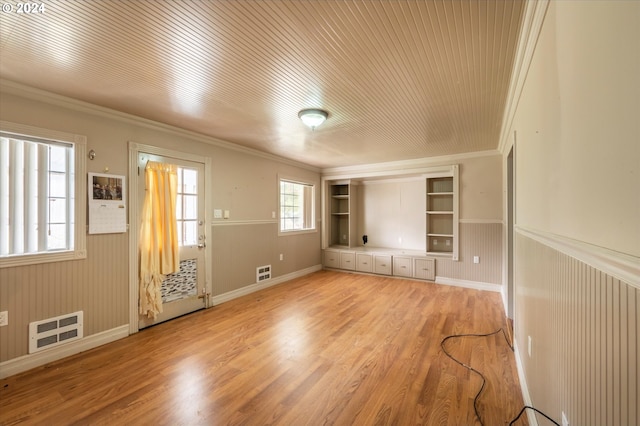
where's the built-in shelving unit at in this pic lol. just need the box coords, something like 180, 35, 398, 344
329, 181, 358, 247
321, 164, 458, 263
426, 166, 458, 260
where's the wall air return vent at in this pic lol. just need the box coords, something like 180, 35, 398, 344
256, 265, 271, 282
29, 311, 83, 354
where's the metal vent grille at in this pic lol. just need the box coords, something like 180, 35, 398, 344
29, 311, 83, 354
257, 265, 271, 282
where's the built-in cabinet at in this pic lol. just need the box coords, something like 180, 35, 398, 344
322, 164, 457, 280
323, 248, 435, 281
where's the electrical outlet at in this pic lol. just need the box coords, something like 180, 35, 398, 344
0, 311, 8, 327
562, 411, 569, 426
528, 335, 532, 357
279, 253, 284, 261
473, 256, 480, 264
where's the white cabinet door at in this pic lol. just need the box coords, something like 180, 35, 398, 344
374, 255, 392, 275
324, 249, 340, 269
340, 251, 356, 270
393, 256, 413, 277
413, 258, 435, 280
357, 253, 373, 272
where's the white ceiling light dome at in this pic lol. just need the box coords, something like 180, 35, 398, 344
298, 108, 328, 130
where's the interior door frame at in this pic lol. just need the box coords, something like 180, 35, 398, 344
127, 141, 212, 334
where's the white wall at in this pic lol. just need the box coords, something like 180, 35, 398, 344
504, 1, 640, 424
356, 178, 425, 250
513, 1, 639, 257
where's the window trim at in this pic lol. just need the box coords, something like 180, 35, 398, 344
277, 175, 316, 236
0, 121, 87, 268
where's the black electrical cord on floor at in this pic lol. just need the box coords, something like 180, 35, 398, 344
509, 405, 561, 425
440, 328, 560, 426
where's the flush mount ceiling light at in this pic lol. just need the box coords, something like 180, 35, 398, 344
298, 108, 328, 130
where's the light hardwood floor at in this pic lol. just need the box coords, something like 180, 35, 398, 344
0, 271, 527, 425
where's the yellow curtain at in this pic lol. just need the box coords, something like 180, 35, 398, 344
139, 161, 179, 319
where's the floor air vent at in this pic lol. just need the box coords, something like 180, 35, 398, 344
257, 265, 271, 282
29, 311, 83, 354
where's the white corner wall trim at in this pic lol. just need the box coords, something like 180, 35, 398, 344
0, 325, 129, 379
516, 226, 640, 289
513, 340, 539, 426
497, 0, 550, 155
435, 276, 502, 293
212, 264, 323, 306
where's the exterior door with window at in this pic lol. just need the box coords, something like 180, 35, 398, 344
137, 152, 207, 329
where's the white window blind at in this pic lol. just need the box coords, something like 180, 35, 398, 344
0, 122, 86, 268
0, 135, 75, 257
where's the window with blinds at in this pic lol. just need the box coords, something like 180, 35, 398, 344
0, 123, 86, 267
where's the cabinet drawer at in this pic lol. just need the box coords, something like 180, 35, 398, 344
393, 256, 413, 277
324, 250, 340, 269
373, 255, 392, 275
340, 251, 356, 270
356, 253, 373, 272
413, 258, 435, 280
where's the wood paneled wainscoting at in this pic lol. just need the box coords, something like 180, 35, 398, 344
0, 271, 526, 425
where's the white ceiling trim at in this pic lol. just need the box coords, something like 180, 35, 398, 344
322, 149, 501, 178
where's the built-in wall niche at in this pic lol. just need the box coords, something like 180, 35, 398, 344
356, 178, 425, 250
322, 164, 458, 260
328, 181, 358, 247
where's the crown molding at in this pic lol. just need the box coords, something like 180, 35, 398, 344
322, 149, 500, 179
0, 79, 320, 173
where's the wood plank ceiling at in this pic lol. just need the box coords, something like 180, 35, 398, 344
0, 1, 525, 169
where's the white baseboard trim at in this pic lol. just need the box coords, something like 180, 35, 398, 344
435, 276, 502, 293
513, 340, 538, 426
0, 324, 129, 379
211, 264, 323, 306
